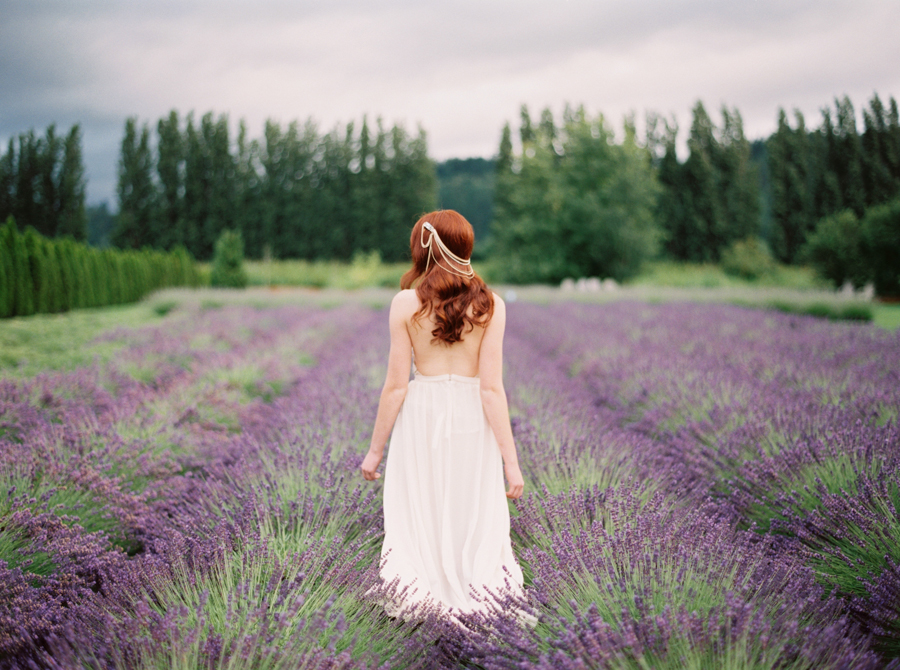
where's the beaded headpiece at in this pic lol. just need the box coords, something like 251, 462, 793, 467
420, 221, 474, 278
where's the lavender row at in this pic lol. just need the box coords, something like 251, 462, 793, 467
1, 299, 899, 667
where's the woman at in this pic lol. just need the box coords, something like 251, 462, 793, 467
360, 210, 526, 619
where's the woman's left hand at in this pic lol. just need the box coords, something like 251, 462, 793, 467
360, 449, 383, 481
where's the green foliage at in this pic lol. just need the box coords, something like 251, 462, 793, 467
768, 109, 816, 263
766, 299, 873, 323
720, 237, 776, 280
112, 111, 436, 263
804, 199, 900, 296
113, 118, 156, 250
0, 218, 14, 318
0, 221, 200, 319
629, 260, 826, 290
210, 229, 248, 288
86, 202, 116, 248
0, 124, 87, 241
803, 210, 864, 288
492, 106, 660, 283
436, 158, 495, 252
231, 256, 408, 289
860, 198, 900, 296
651, 103, 760, 262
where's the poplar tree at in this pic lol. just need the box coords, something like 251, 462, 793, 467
682, 102, 723, 260
833, 96, 866, 216
861, 94, 900, 207
0, 140, 14, 221
36, 125, 62, 237
57, 125, 88, 240
716, 106, 759, 244
768, 109, 815, 263
156, 110, 184, 249
113, 118, 156, 249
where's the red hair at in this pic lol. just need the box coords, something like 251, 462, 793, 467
400, 210, 494, 345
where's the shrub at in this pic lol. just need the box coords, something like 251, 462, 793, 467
210, 229, 248, 289
720, 236, 776, 280
804, 210, 864, 288
0, 220, 200, 318
766, 299, 873, 323
860, 199, 900, 297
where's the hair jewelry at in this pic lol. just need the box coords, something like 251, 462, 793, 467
420, 221, 475, 278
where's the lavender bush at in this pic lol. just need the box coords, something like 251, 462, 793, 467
1, 297, 898, 668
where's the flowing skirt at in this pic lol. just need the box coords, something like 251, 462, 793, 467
378, 372, 524, 618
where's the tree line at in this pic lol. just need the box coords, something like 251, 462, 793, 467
0, 125, 87, 241
2, 94, 896, 293
115, 111, 437, 262
766, 94, 900, 263
490, 94, 900, 288
0, 216, 199, 318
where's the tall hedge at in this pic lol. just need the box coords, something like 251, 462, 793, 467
0, 216, 200, 318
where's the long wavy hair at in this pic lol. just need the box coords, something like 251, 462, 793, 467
400, 210, 494, 345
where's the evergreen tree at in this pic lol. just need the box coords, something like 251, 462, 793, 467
14, 131, 40, 233
42, 238, 64, 313
887, 98, 900, 186
204, 113, 236, 258
0, 217, 14, 318
519, 105, 535, 146
681, 102, 723, 260
35, 125, 62, 237
113, 117, 156, 249
182, 112, 235, 259
653, 117, 691, 259
861, 94, 900, 207
210, 229, 248, 288
54, 239, 74, 312
181, 114, 204, 257
436, 157, 496, 248
233, 120, 264, 259
57, 125, 87, 240
156, 110, 184, 249
11, 222, 33, 315
497, 123, 513, 173
833, 96, 866, 216
24, 228, 52, 314
86, 202, 116, 248
258, 119, 290, 260
768, 109, 816, 263
716, 106, 759, 244
0, 139, 15, 222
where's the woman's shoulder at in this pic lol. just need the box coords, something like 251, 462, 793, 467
491, 292, 505, 311
391, 289, 420, 313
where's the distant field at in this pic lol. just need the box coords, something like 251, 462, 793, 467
214, 257, 832, 293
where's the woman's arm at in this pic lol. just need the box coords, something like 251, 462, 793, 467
478, 296, 524, 499
360, 292, 413, 481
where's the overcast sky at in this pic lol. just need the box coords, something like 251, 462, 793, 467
2, 0, 899, 207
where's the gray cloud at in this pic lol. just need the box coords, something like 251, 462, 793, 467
2, 0, 898, 205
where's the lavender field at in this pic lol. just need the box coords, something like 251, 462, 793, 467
2, 295, 900, 669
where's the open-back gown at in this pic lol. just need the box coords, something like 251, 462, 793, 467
378, 362, 525, 618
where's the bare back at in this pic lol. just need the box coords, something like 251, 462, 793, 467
395, 288, 490, 377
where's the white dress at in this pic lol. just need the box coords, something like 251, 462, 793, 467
377, 363, 525, 619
